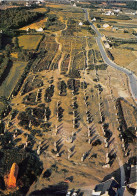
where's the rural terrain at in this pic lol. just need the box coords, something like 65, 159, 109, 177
0, 1, 137, 196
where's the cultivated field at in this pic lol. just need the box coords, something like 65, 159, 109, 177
0, 61, 28, 98
18, 34, 43, 50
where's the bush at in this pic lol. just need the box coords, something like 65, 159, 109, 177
107, 50, 114, 61
97, 24, 101, 28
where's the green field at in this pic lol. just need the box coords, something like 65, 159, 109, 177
18, 34, 43, 50
0, 61, 28, 98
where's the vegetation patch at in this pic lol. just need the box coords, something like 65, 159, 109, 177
0, 7, 45, 30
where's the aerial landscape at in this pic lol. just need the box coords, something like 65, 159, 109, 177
0, 0, 137, 195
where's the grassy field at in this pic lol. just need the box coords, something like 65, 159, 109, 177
0, 61, 28, 98
18, 35, 43, 50
100, 29, 135, 39
109, 48, 137, 75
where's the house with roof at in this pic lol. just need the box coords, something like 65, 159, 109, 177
103, 24, 110, 29
79, 22, 83, 26
36, 27, 43, 32
92, 18, 96, 22
92, 177, 119, 196
104, 11, 114, 16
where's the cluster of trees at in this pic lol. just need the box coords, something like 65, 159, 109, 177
0, 7, 44, 30
126, 1, 137, 10
0, 33, 2, 49
0, 96, 11, 119
62, 19, 77, 36
44, 14, 57, 30
0, 57, 12, 85
76, 3, 95, 9
107, 50, 114, 61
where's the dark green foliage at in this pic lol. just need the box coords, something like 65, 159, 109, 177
107, 50, 114, 61
97, 24, 101, 28
77, 3, 95, 8
44, 85, 54, 102
43, 169, 52, 178
88, 64, 108, 70
0, 121, 5, 134
0, 96, 11, 119
0, 132, 14, 149
23, 92, 37, 105
81, 81, 87, 89
68, 69, 81, 78
13, 37, 19, 50
58, 80, 67, 96
0, 33, 2, 49
0, 176, 5, 190
92, 139, 102, 146
67, 79, 80, 92
44, 14, 58, 30
94, 84, 103, 92
11, 109, 18, 120
21, 75, 43, 95
83, 20, 90, 25
0, 57, 9, 78
126, 1, 137, 10
0, 7, 45, 30
62, 18, 77, 36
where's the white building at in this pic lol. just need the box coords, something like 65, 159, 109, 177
79, 22, 83, 26
103, 23, 110, 28
37, 27, 43, 32
113, 9, 120, 13
105, 11, 114, 16
92, 17, 96, 22
104, 42, 110, 49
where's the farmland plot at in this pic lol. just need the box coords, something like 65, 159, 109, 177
0, 61, 27, 98
18, 34, 43, 50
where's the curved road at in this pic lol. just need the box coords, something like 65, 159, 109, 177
84, 9, 137, 104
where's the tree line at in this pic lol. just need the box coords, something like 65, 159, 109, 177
0, 7, 45, 30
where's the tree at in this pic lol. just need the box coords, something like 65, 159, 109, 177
4, 44, 12, 57
13, 37, 19, 50
97, 24, 101, 28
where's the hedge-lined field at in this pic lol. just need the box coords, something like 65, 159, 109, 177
18, 34, 43, 50
0, 61, 28, 98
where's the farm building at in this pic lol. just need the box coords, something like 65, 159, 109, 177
92, 17, 96, 22
37, 27, 43, 32
103, 24, 110, 29
104, 41, 110, 49
79, 22, 83, 26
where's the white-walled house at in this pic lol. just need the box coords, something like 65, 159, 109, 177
103, 24, 110, 28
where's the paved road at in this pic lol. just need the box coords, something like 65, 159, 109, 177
84, 9, 137, 104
